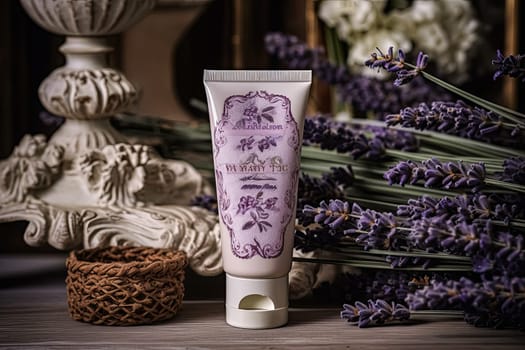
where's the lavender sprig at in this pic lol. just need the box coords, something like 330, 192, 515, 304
265, 32, 350, 84
365, 48, 428, 86
343, 272, 441, 305
384, 159, 486, 192
397, 194, 525, 226
341, 299, 410, 328
300, 199, 525, 273
492, 50, 525, 82
303, 116, 418, 160
406, 276, 525, 330
266, 33, 451, 119
386, 101, 523, 148
297, 166, 354, 210
365, 46, 525, 127
385, 158, 525, 193
338, 73, 452, 120
497, 156, 525, 185
409, 220, 493, 257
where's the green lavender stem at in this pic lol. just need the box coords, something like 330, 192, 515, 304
403, 62, 525, 124
292, 257, 473, 272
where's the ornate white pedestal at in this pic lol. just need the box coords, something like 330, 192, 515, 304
0, 0, 320, 297
0, 0, 221, 276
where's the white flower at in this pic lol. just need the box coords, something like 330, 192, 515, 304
318, 0, 353, 27
408, 0, 482, 83
347, 1, 380, 33
413, 22, 449, 56
318, 0, 387, 42
409, 0, 440, 23
318, 0, 484, 83
318, 0, 355, 39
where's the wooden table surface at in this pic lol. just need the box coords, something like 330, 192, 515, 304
1, 254, 524, 349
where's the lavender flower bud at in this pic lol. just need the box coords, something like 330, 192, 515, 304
365, 48, 428, 86
498, 156, 525, 185
267, 34, 451, 119
406, 276, 525, 330
492, 50, 525, 82
265, 32, 350, 84
384, 159, 486, 191
303, 116, 419, 160
341, 299, 410, 328
386, 101, 522, 147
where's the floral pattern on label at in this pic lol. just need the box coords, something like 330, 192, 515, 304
214, 91, 299, 259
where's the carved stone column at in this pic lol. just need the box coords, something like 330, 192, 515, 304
0, 0, 222, 276
40, 37, 131, 160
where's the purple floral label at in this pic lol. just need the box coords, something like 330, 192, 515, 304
214, 91, 300, 259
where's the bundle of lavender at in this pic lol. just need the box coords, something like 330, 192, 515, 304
263, 32, 525, 330
112, 34, 525, 330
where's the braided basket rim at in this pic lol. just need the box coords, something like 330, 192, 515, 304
66, 246, 187, 326
66, 246, 187, 278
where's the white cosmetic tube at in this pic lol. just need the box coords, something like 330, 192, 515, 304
203, 70, 311, 329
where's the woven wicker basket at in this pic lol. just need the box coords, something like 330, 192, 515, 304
66, 246, 187, 326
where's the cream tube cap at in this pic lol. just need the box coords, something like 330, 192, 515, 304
225, 274, 288, 329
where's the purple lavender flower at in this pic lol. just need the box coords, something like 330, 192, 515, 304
492, 50, 525, 82
498, 156, 525, 185
364, 125, 419, 152
386, 256, 432, 269
383, 160, 423, 186
323, 165, 354, 188
492, 194, 525, 220
405, 277, 467, 310
341, 299, 410, 327
303, 199, 351, 228
265, 32, 350, 84
369, 272, 429, 303
343, 272, 415, 304
303, 116, 355, 153
409, 219, 492, 257
409, 217, 524, 274
296, 168, 351, 210
351, 204, 400, 250
396, 195, 442, 220
350, 134, 386, 160
385, 101, 523, 147
338, 73, 451, 119
495, 231, 524, 265
384, 159, 486, 191
303, 116, 419, 160
294, 226, 344, 252
394, 52, 429, 86
302, 200, 403, 250
396, 194, 524, 225
364, 47, 397, 71
301, 196, 524, 275
340, 271, 461, 311
406, 275, 525, 330
365, 48, 428, 86
266, 33, 451, 119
